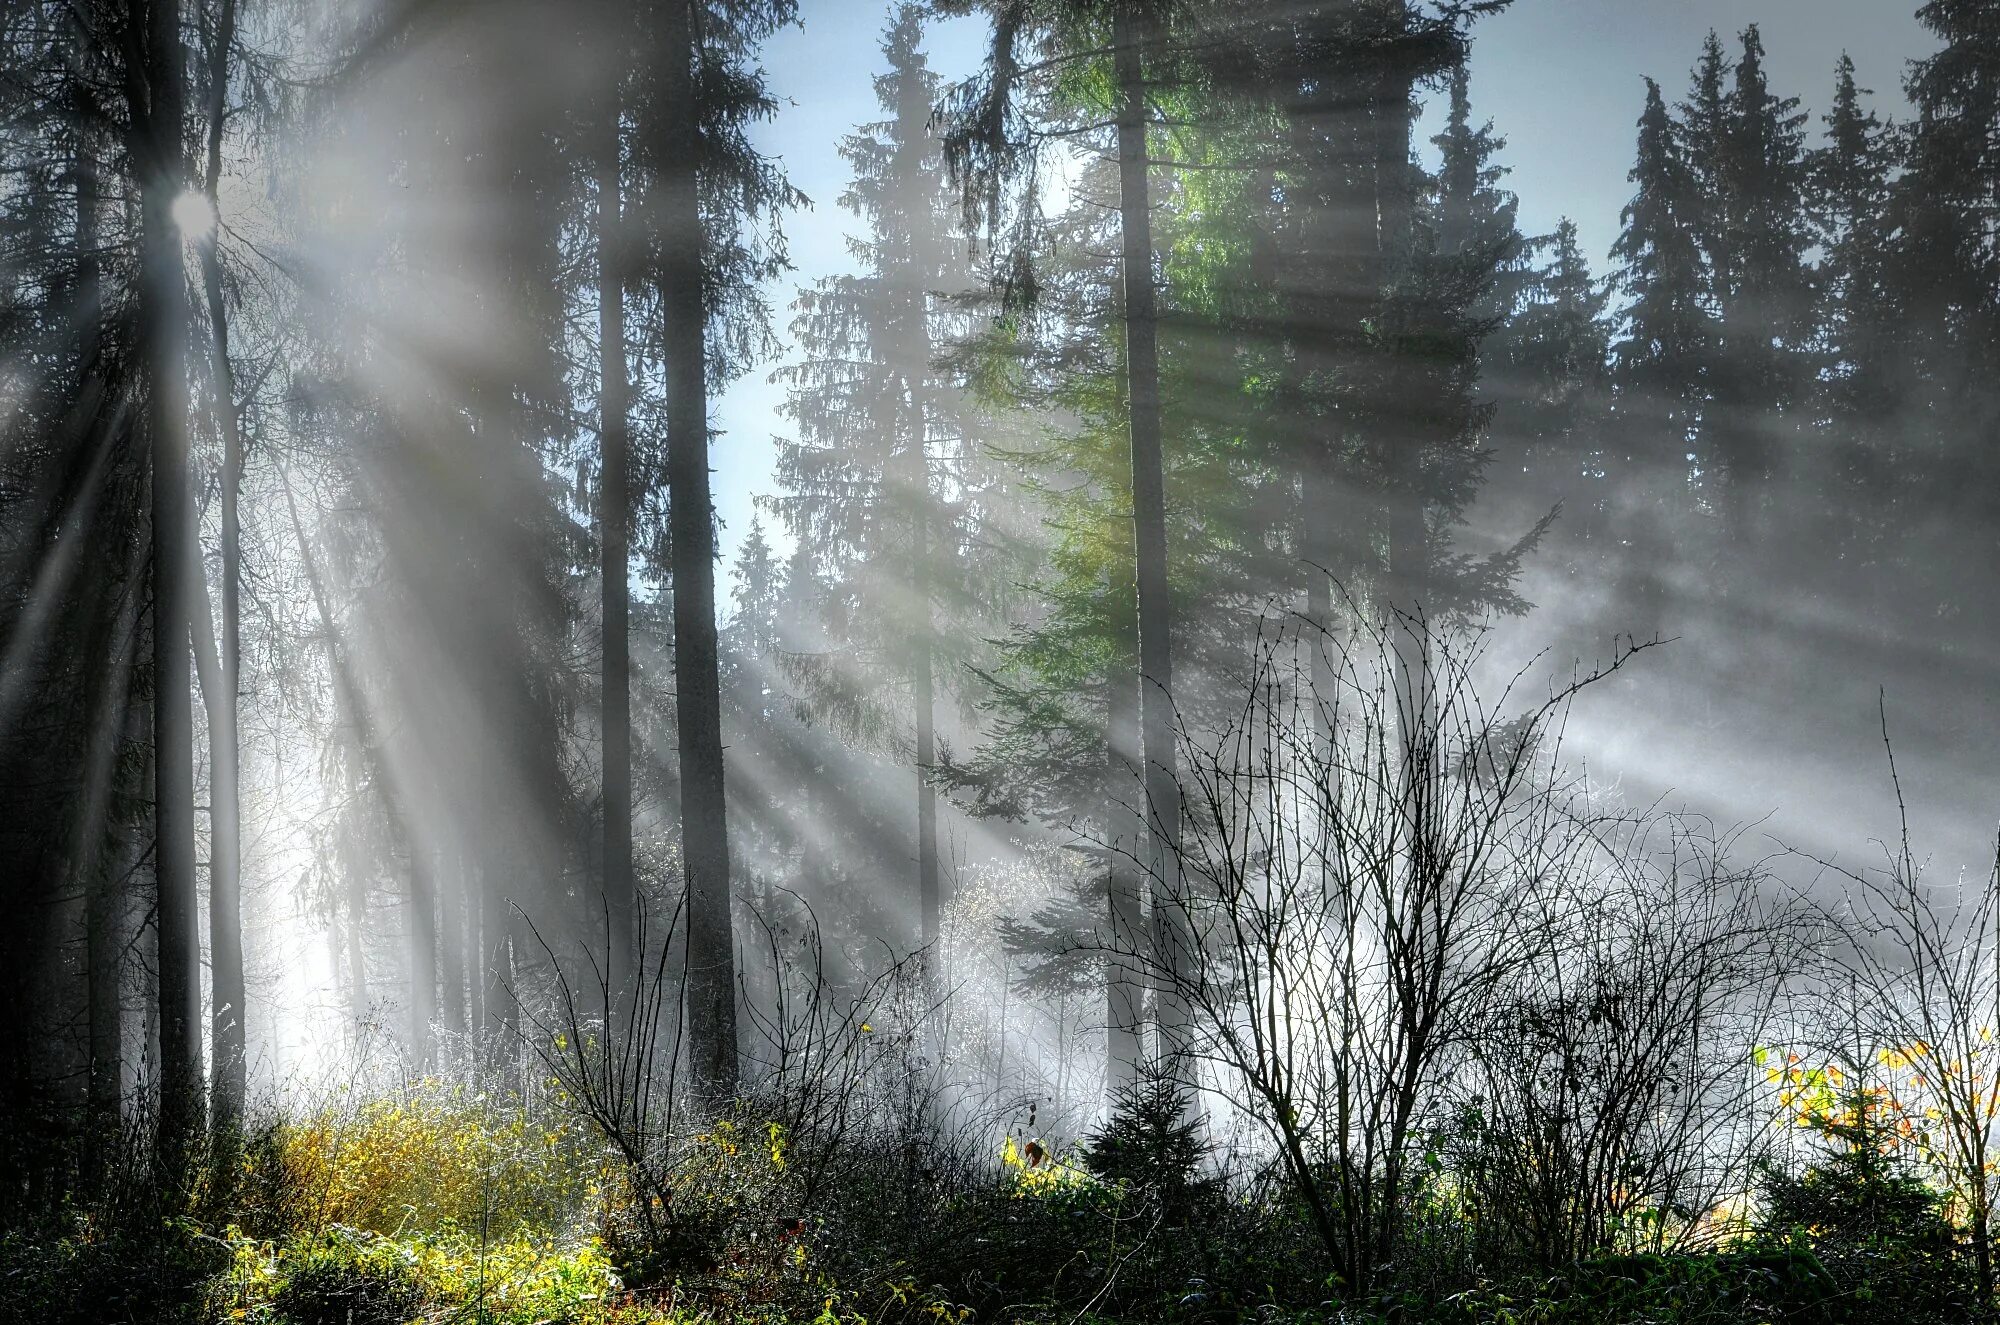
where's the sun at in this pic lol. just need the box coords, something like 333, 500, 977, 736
171, 188, 218, 242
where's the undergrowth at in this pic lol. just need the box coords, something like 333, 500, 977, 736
5, 1073, 1994, 1324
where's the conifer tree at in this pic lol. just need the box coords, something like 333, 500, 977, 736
1807, 56, 1894, 593
1704, 26, 1813, 538
1811, 55, 1893, 417
625, 0, 800, 1100
1609, 77, 1710, 629
1490, 219, 1612, 566
1884, 0, 2000, 655
772, 7, 994, 993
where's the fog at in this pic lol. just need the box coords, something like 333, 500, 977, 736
4, 0, 2000, 1317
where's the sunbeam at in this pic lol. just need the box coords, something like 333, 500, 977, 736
3, 1, 1998, 1321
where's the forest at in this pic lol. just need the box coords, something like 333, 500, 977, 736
2, 0, 1999, 1321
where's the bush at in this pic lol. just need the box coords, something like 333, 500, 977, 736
1445, 1248, 1838, 1324
267, 1242, 428, 1325
0, 1212, 226, 1325
1755, 1118, 1975, 1324
1081, 1074, 1216, 1224
261, 1084, 600, 1238
218, 1224, 630, 1325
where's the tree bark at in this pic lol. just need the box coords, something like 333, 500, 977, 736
438, 837, 467, 1040
660, 0, 737, 1102
1113, 0, 1188, 1069
912, 514, 940, 991
1104, 617, 1145, 1096
597, 90, 636, 1003
406, 835, 437, 1067
69, 66, 130, 1182
197, 0, 247, 1144
139, 0, 203, 1188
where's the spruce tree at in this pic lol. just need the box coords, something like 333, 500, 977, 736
1886, 0, 2000, 656
771, 7, 992, 994
1490, 219, 1612, 569
1609, 78, 1710, 630
1706, 26, 1813, 538
1807, 56, 1894, 599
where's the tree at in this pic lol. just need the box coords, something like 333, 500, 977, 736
631, 0, 802, 1103
1806, 55, 1894, 602
193, 0, 248, 1146
136, 0, 205, 1187
1881, 0, 2000, 649
597, 0, 637, 1000
1693, 26, 1813, 542
771, 7, 996, 999
1489, 219, 1612, 558
939, 0, 1195, 1084
1607, 77, 1710, 633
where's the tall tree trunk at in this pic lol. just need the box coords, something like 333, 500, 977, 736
597, 93, 636, 1002
475, 866, 498, 1053
197, 0, 246, 1145
70, 67, 130, 1182
438, 837, 467, 1040
912, 566, 940, 986
406, 836, 437, 1067
82, 582, 142, 1185
661, 0, 737, 1102
900, 383, 941, 1000
1103, 613, 1145, 1096
139, 0, 203, 1188
1113, 0, 1187, 1069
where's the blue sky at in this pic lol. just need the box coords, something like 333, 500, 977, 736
708, 0, 1931, 575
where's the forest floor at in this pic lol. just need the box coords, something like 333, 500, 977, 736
0, 1076, 1979, 1324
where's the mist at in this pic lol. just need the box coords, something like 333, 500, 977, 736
4, 1, 2000, 1321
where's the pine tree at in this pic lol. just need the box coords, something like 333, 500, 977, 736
1811, 54, 1893, 420
597, 0, 638, 1003
1490, 219, 1612, 568
772, 7, 994, 993
937, 0, 1203, 1083
136, 0, 205, 1188
1807, 56, 1895, 599
1704, 26, 1813, 537
626, 0, 801, 1101
1609, 77, 1710, 631
1885, 0, 2000, 654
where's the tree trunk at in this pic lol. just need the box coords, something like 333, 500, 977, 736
82, 585, 142, 1185
1104, 620, 1145, 1097
198, 0, 246, 1145
598, 92, 637, 1003
406, 837, 437, 1067
1113, 0, 1188, 1071
139, 0, 203, 1188
438, 837, 467, 1040
475, 866, 499, 1053
901, 383, 941, 1001
913, 551, 941, 990
70, 76, 129, 1183
660, 0, 737, 1103
341, 713, 369, 1034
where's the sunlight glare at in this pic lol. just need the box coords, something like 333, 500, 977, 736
171, 188, 217, 241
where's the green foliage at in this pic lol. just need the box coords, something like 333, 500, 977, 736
1081, 1074, 1213, 1223
252, 1085, 600, 1239
218, 1224, 628, 1325
263, 1235, 429, 1325
1445, 1248, 1838, 1324
1755, 1116, 1976, 1324
0, 1212, 226, 1325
